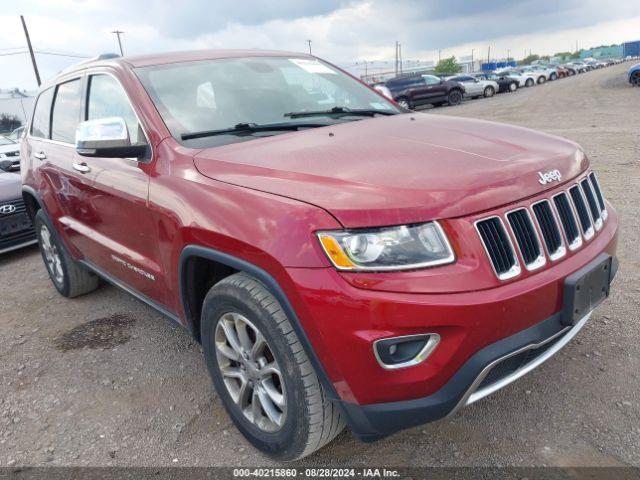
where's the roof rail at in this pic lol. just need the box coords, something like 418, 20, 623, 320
59, 53, 121, 75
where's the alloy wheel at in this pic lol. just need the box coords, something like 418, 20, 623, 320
214, 312, 286, 432
40, 225, 64, 285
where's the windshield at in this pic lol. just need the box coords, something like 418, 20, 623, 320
0, 135, 15, 146
136, 56, 399, 146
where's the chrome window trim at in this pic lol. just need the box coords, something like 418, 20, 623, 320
551, 191, 583, 251
530, 199, 566, 261
373, 333, 441, 370
474, 215, 521, 281
505, 207, 546, 271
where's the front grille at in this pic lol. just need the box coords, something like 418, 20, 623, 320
476, 170, 607, 280
0, 198, 27, 215
532, 200, 564, 258
506, 209, 544, 268
569, 185, 593, 238
476, 217, 519, 279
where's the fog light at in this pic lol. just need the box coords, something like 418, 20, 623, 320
373, 333, 440, 370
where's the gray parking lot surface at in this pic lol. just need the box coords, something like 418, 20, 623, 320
1, 62, 638, 468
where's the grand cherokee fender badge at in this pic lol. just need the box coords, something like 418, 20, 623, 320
538, 169, 562, 185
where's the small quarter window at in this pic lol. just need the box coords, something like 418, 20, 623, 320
31, 87, 54, 139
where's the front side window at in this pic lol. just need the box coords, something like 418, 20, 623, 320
51, 79, 82, 144
136, 56, 399, 146
422, 75, 441, 85
87, 74, 142, 144
31, 87, 54, 139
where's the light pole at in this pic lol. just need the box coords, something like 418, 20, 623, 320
112, 30, 124, 56
471, 48, 475, 72
307, 39, 312, 55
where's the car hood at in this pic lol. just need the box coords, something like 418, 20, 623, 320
0, 171, 22, 203
0, 143, 19, 154
193, 114, 587, 228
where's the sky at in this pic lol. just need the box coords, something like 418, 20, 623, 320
1, 0, 639, 89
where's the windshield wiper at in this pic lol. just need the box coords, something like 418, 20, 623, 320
283, 106, 396, 119
181, 122, 328, 141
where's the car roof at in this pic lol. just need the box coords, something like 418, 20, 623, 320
43, 49, 313, 88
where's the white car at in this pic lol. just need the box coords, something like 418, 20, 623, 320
445, 75, 499, 98
0, 136, 20, 171
519, 66, 554, 83
495, 69, 537, 87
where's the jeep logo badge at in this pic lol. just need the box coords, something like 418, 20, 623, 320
0, 204, 16, 215
537, 169, 562, 185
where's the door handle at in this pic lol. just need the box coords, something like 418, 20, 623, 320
33, 151, 46, 160
72, 162, 91, 174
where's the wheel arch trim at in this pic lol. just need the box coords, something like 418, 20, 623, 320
178, 245, 347, 409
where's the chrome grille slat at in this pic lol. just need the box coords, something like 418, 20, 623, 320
506, 209, 545, 270
569, 185, 594, 239
475, 217, 520, 280
532, 200, 565, 260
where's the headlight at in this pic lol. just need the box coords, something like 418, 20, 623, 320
317, 221, 455, 271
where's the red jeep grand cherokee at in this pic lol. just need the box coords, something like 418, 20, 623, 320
21, 50, 618, 460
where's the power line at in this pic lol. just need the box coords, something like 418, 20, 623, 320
0, 50, 90, 58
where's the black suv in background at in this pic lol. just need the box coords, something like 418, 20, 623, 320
384, 74, 464, 109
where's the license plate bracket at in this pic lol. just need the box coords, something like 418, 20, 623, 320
562, 254, 612, 326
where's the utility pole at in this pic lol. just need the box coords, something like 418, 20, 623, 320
112, 30, 124, 56
507, 49, 511, 62
471, 48, 474, 72
307, 39, 312, 55
399, 43, 403, 74
395, 41, 399, 76
487, 46, 491, 64
438, 49, 441, 62
20, 15, 41, 87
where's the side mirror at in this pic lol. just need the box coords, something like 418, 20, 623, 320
75, 117, 148, 159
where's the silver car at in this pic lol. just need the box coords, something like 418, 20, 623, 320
445, 75, 499, 98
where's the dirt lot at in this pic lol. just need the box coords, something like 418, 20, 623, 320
1, 62, 638, 468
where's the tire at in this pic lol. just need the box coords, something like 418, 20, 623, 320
201, 273, 345, 461
396, 97, 411, 109
631, 72, 640, 86
447, 89, 463, 106
549, 73, 557, 81
537, 76, 546, 84
525, 78, 534, 87
34, 210, 99, 298
508, 82, 517, 92
483, 86, 495, 98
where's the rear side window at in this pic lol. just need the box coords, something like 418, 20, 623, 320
87, 74, 142, 144
51, 79, 82, 144
31, 87, 54, 138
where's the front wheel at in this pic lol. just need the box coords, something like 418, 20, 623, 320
396, 97, 411, 109
525, 78, 534, 87
508, 82, 518, 92
483, 86, 495, 98
201, 273, 345, 461
631, 72, 640, 86
549, 73, 557, 81
447, 90, 463, 106
537, 76, 546, 84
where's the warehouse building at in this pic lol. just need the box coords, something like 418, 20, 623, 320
580, 45, 623, 59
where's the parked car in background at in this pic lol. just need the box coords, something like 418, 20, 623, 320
473, 72, 518, 93
0, 135, 21, 172
0, 163, 36, 254
518, 66, 549, 84
496, 69, 537, 87
21, 49, 619, 460
385, 74, 465, 108
567, 62, 589, 73
562, 64, 578, 76
445, 75, 499, 98
548, 65, 570, 78
372, 83, 393, 100
629, 63, 640, 86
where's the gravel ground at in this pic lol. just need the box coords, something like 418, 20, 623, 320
1, 62, 638, 468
